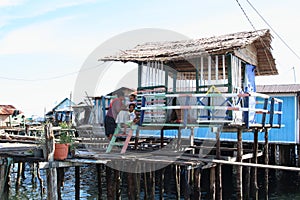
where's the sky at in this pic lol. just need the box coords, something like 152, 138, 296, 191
1, 0, 300, 117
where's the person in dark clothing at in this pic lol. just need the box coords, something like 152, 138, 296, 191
104, 91, 125, 140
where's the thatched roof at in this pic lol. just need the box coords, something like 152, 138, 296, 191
101, 29, 277, 76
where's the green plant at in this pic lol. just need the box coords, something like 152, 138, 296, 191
58, 132, 74, 144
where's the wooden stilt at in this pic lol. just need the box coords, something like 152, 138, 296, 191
269, 143, 276, 165
0, 157, 11, 200
96, 164, 102, 199
210, 167, 216, 200
251, 129, 258, 198
57, 168, 65, 200
290, 144, 296, 166
243, 160, 251, 200
298, 145, 300, 167
106, 166, 114, 200
115, 169, 121, 199
184, 167, 190, 200
264, 129, 269, 200
75, 166, 80, 200
159, 168, 165, 200
16, 162, 23, 190
175, 165, 181, 200
216, 128, 222, 200
135, 162, 141, 200
193, 167, 201, 199
150, 164, 155, 200
236, 128, 243, 200
45, 124, 57, 200
37, 162, 45, 197
143, 166, 148, 200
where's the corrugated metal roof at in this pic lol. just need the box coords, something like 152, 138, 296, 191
0, 105, 16, 115
256, 84, 300, 93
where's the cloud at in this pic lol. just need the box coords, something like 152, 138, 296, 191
0, 0, 25, 7
0, 15, 95, 57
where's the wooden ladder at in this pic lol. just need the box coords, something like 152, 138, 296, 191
106, 124, 133, 154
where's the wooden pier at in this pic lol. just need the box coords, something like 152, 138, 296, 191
1, 123, 298, 200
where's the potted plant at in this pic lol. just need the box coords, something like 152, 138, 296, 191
54, 124, 75, 160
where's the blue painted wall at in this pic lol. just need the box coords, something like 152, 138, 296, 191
139, 95, 298, 144
194, 95, 297, 144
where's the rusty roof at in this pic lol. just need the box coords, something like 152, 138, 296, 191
0, 105, 17, 115
101, 29, 277, 76
256, 84, 300, 94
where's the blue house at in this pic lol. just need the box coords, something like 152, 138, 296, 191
46, 98, 76, 124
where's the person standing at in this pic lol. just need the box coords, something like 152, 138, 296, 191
104, 91, 125, 140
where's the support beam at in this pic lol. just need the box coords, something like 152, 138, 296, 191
45, 124, 58, 200
251, 129, 258, 198
236, 128, 243, 200
264, 129, 269, 200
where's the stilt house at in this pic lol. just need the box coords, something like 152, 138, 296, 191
101, 29, 283, 131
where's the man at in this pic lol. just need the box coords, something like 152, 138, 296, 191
104, 91, 125, 140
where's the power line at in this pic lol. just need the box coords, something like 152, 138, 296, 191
245, 0, 300, 61
0, 62, 106, 82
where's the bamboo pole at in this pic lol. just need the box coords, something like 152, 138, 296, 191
45, 123, 58, 200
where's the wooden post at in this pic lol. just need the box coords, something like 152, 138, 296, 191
269, 143, 276, 165
143, 167, 148, 200
264, 129, 269, 200
161, 129, 164, 149
115, 169, 121, 200
37, 163, 45, 197
135, 162, 141, 200
236, 128, 243, 200
96, 164, 102, 199
16, 162, 23, 190
150, 164, 155, 200
106, 166, 114, 200
216, 128, 222, 200
57, 168, 65, 200
75, 166, 80, 200
0, 157, 11, 200
251, 129, 258, 198
210, 167, 216, 200
159, 168, 165, 200
193, 167, 201, 199
175, 165, 181, 200
45, 123, 58, 200
243, 160, 251, 200
298, 145, 300, 167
